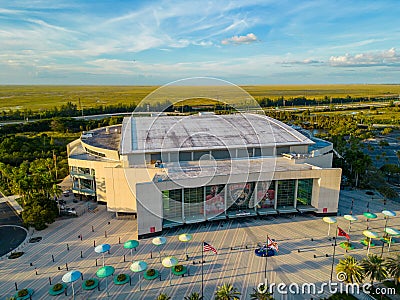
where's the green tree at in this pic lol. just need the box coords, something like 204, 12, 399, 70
184, 292, 203, 300
361, 254, 387, 284
385, 254, 400, 285
156, 294, 171, 300
336, 256, 364, 284
249, 284, 274, 299
215, 283, 241, 300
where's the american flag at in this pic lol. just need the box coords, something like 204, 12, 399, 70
267, 237, 279, 252
203, 242, 218, 254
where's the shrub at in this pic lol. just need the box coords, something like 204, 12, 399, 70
52, 283, 63, 291
174, 265, 184, 272
8, 252, 24, 259
117, 274, 127, 281
17, 289, 28, 297
85, 279, 95, 287
146, 269, 155, 277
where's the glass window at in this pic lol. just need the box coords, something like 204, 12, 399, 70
256, 181, 275, 209
211, 149, 230, 160
162, 189, 183, 225
205, 185, 225, 219
179, 151, 192, 161
276, 180, 295, 208
183, 187, 204, 222
226, 182, 255, 213
193, 151, 210, 161
297, 179, 313, 206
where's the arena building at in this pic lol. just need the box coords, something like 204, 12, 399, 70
67, 113, 341, 238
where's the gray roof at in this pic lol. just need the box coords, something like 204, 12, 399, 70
120, 113, 313, 154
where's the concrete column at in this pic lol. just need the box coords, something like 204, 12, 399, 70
182, 189, 185, 223
274, 181, 278, 210
294, 179, 298, 208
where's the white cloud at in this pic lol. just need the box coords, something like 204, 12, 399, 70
329, 48, 400, 67
221, 33, 258, 45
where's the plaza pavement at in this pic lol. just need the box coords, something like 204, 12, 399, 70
0, 189, 399, 300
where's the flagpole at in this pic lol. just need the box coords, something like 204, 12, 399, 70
330, 226, 338, 281
265, 235, 269, 285
201, 241, 204, 300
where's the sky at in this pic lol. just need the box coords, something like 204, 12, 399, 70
1, 0, 400, 85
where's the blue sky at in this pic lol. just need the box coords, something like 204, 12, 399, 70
1, 0, 400, 85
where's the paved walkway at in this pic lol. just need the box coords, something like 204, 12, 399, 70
0, 190, 399, 300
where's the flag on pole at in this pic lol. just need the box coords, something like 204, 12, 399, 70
203, 242, 217, 254
267, 237, 279, 252
338, 227, 350, 240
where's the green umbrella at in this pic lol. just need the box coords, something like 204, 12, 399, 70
178, 233, 193, 260
384, 227, 400, 252
162, 256, 178, 286
363, 230, 379, 255
96, 266, 115, 296
322, 217, 337, 236
124, 240, 139, 257
130, 260, 148, 291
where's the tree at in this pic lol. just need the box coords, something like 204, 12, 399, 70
336, 256, 364, 284
184, 292, 203, 300
156, 294, 171, 300
215, 283, 241, 300
361, 254, 387, 285
249, 285, 274, 300
385, 254, 400, 285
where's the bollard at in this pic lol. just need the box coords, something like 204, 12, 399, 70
52, 254, 54, 262
105, 231, 107, 238
91, 225, 94, 232
129, 276, 132, 286
123, 255, 126, 262
30, 262, 33, 266
108, 250, 110, 255
325, 254, 329, 257
119, 237, 121, 244
95, 258, 98, 266
150, 251, 153, 259
58, 266, 61, 270
80, 251, 83, 258
67, 244, 69, 251
15, 282, 18, 291
49, 277, 52, 285
81, 274, 84, 280
80, 234, 83, 241
66, 263, 69, 271
35, 268, 38, 275
94, 240, 96, 247
313, 254, 317, 258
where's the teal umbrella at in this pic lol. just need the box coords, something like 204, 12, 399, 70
162, 256, 178, 286
124, 240, 139, 257
130, 260, 148, 291
62, 270, 81, 300
96, 266, 115, 296
363, 212, 377, 230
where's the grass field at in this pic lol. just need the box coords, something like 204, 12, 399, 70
1, 84, 400, 112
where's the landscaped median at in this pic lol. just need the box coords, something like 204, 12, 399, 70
82, 278, 99, 290
48, 283, 67, 296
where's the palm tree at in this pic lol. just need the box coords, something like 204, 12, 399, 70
361, 254, 388, 285
249, 286, 274, 300
184, 292, 203, 300
156, 294, 171, 300
336, 256, 364, 284
215, 283, 241, 300
385, 254, 400, 285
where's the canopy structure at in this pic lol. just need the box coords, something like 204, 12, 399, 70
363, 212, 377, 230
130, 260, 148, 291
322, 217, 337, 237
384, 227, 400, 252
382, 210, 397, 230
363, 230, 379, 255
343, 215, 358, 234
152, 237, 167, 262
124, 240, 139, 257
178, 233, 193, 260
94, 244, 111, 266
96, 266, 115, 296
162, 256, 179, 286
62, 270, 82, 300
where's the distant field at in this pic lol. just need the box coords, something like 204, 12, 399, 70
1, 84, 400, 111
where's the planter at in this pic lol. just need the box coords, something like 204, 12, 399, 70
171, 265, 187, 276
8, 252, 24, 259
113, 274, 130, 285
48, 283, 67, 296
339, 242, 354, 250
360, 239, 375, 247
143, 269, 159, 280
82, 278, 99, 290
14, 288, 34, 300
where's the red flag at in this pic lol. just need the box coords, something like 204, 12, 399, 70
203, 242, 218, 254
338, 227, 350, 240
267, 237, 279, 252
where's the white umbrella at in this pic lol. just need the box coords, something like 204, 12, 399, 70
130, 260, 148, 291
363, 230, 379, 255
385, 227, 400, 252
152, 237, 167, 262
178, 233, 193, 259
323, 217, 337, 237
94, 244, 110, 266
343, 215, 358, 234
162, 256, 178, 286
62, 270, 82, 300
